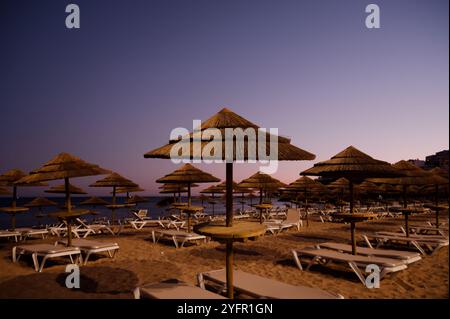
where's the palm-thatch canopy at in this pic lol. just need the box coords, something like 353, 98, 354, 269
144, 108, 316, 161
114, 186, 145, 194
357, 181, 379, 193
25, 197, 58, 207
0, 169, 47, 187
159, 187, 188, 194
90, 172, 138, 188
215, 181, 253, 194
79, 196, 110, 206
327, 177, 351, 189
126, 195, 148, 204
156, 164, 220, 184
429, 167, 449, 179
200, 185, 225, 194
368, 160, 448, 186
378, 184, 398, 193
45, 183, 87, 195
0, 186, 11, 195
286, 176, 325, 192
15, 153, 110, 184
238, 172, 286, 190
301, 146, 400, 182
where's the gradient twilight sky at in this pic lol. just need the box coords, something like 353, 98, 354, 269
0, 0, 448, 197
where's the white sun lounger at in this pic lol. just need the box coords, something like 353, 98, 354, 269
75, 218, 115, 236
12, 244, 82, 272
134, 280, 226, 299
151, 230, 207, 248
402, 225, 448, 238
0, 230, 20, 242
292, 247, 407, 286
198, 269, 343, 299
318, 242, 421, 264
363, 233, 449, 255
16, 228, 49, 241
56, 238, 119, 265
264, 209, 302, 234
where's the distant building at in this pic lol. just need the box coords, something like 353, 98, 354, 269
425, 150, 449, 170
407, 159, 426, 168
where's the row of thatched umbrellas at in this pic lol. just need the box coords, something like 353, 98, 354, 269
1, 107, 447, 299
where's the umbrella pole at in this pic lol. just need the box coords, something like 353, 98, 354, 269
435, 185, 439, 228
225, 162, 234, 299
350, 221, 356, 255
65, 177, 73, 247
304, 189, 309, 227
212, 193, 215, 217
11, 186, 17, 230
349, 181, 357, 255
112, 186, 116, 225
405, 212, 410, 237
403, 185, 407, 208
259, 188, 263, 205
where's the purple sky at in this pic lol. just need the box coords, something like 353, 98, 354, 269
1, 0, 448, 197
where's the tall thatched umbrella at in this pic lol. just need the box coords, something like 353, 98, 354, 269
24, 197, 58, 221
357, 181, 380, 209
215, 181, 253, 212
156, 164, 219, 232
80, 196, 110, 216
200, 185, 225, 216
302, 146, 400, 254
159, 184, 189, 203
90, 173, 138, 225
144, 107, 315, 298
126, 195, 148, 205
0, 169, 47, 230
285, 176, 325, 226
15, 153, 109, 245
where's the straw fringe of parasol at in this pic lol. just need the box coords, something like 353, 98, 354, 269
45, 183, 87, 194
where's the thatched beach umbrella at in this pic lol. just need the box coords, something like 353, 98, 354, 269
157, 164, 220, 232
145, 107, 315, 298
126, 195, 148, 205
159, 184, 189, 204
215, 181, 253, 212
369, 161, 448, 230
0, 169, 47, 230
15, 153, 109, 245
200, 185, 225, 216
25, 197, 57, 221
0, 186, 11, 195
302, 146, 400, 254
45, 183, 87, 195
239, 172, 286, 204
285, 176, 325, 226
80, 196, 110, 216
90, 172, 138, 225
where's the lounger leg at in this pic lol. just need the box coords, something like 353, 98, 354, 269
306, 256, 320, 271
151, 231, 156, 243
197, 273, 205, 289
84, 253, 91, 265
39, 255, 48, 272
348, 262, 367, 286
12, 247, 17, 262
69, 255, 74, 264
172, 236, 179, 248
133, 287, 141, 299
411, 241, 426, 255
291, 250, 303, 270
362, 235, 374, 249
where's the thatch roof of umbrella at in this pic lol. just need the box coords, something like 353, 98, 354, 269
159, 183, 199, 190
302, 146, 400, 181
159, 188, 188, 194
429, 167, 449, 178
157, 164, 220, 205
80, 196, 110, 206
357, 181, 379, 193
90, 172, 138, 188
0, 169, 48, 187
157, 164, 220, 184
13, 152, 109, 245
16, 153, 110, 184
368, 160, 448, 186
144, 108, 316, 161
327, 177, 351, 189
238, 172, 286, 190
216, 181, 253, 194
0, 186, 11, 195
45, 183, 87, 195
200, 185, 225, 194
378, 184, 398, 193
114, 186, 145, 194
287, 176, 325, 192
126, 195, 148, 204
25, 197, 58, 207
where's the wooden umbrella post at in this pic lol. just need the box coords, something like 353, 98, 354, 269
11, 186, 17, 230
304, 189, 309, 227
405, 212, 410, 237
65, 177, 73, 247
112, 185, 116, 225
226, 240, 234, 299
350, 221, 356, 255
349, 181, 354, 214
225, 162, 234, 299
435, 185, 439, 229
